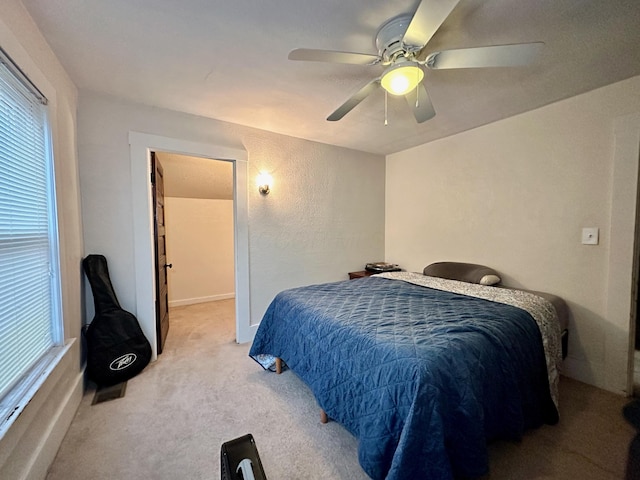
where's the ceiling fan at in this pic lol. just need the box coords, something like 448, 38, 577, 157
288, 0, 543, 123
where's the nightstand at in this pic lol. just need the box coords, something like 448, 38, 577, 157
348, 270, 375, 280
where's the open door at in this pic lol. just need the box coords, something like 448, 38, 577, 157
151, 151, 170, 354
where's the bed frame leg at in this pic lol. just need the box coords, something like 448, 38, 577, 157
320, 409, 328, 424
275, 357, 282, 375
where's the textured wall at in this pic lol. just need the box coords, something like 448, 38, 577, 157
386, 76, 640, 395
78, 92, 385, 330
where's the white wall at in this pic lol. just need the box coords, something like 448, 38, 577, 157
0, 2, 84, 479
386, 76, 640, 395
165, 197, 235, 306
78, 92, 385, 339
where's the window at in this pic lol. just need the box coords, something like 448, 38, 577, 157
0, 48, 63, 434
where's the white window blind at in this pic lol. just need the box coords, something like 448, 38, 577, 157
0, 49, 62, 408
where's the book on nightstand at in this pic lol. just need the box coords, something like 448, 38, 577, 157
365, 262, 401, 273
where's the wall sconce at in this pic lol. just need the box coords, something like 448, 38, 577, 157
257, 172, 272, 195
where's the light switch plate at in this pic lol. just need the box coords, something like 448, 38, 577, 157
582, 227, 599, 245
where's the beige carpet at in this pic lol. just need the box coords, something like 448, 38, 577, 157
46, 299, 636, 479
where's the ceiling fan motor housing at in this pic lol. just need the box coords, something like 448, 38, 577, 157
375, 14, 416, 64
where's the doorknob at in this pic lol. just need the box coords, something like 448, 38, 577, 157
164, 263, 173, 269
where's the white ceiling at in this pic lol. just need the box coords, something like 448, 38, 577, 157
157, 152, 233, 200
22, 0, 640, 155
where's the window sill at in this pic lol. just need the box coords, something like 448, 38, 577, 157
0, 338, 75, 440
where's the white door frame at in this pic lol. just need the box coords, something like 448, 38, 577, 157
129, 132, 251, 361
610, 112, 640, 395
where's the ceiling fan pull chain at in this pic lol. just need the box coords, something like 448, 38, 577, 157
384, 90, 388, 126
415, 69, 420, 107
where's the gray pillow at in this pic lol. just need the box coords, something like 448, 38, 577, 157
423, 262, 501, 286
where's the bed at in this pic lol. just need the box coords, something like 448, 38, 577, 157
249, 264, 564, 480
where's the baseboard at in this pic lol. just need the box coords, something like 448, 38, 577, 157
169, 293, 235, 308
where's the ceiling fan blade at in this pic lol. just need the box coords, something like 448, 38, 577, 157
327, 79, 380, 121
426, 42, 544, 69
403, 0, 460, 48
288, 48, 379, 65
406, 82, 435, 123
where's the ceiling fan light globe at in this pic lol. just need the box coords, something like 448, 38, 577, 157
380, 64, 424, 96
389, 76, 410, 95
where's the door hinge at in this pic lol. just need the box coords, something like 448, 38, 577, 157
150, 170, 155, 184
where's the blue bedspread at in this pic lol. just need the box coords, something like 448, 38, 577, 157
249, 277, 557, 479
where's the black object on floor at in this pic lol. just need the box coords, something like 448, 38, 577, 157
221, 434, 267, 480
624, 399, 640, 480
82, 254, 152, 386
92, 382, 127, 405
625, 399, 640, 429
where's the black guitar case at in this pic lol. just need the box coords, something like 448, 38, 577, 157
83, 254, 151, 386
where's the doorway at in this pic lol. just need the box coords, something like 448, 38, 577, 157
129, 132, 251, 362
631, 134, 640, 395
152, 151, 236, 354
617, 113, 640, 395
